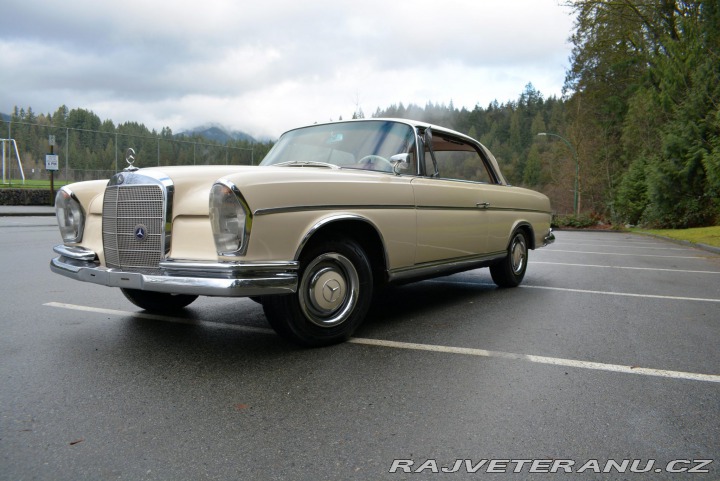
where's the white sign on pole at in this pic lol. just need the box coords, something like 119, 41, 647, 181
46, 154, 59, 171
48, 135, 56, 146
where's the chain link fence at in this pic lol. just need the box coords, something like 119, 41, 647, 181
1, 120, 263, 185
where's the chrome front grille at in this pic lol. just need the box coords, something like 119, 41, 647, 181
102, 176, 167, 274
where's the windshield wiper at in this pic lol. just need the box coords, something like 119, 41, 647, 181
273, 160, 340, 169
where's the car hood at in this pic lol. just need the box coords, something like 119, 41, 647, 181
139, 165, 414, 217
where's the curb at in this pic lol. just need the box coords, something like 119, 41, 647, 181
0, 212, 56, 217
625, 231, 720, 255
0, 206, 56, 217
555, 228, 720, 255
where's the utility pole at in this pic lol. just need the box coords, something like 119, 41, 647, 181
46, 135, 59, 203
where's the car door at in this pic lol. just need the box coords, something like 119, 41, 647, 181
411, 132, 497, 265
412, 177, 489, 264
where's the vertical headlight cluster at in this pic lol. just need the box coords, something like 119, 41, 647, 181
209, 180, 251, 256
55, 187, 85, 243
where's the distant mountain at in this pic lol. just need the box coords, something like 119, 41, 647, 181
177, 124, 256, 144
1, 112, 10, 122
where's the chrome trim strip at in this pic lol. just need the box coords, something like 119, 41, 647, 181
159, 259, 298, 276
50, 250, 298, 297
254, 204, 414, 216
388, 251, 507, 283
484, 206, 553, 214
254, 204, 551, 216
417, 205, 552, 214
293, 214, 390, 267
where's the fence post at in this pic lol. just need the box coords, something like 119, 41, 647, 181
65, 128, 69, 182
114, 132, 118, 172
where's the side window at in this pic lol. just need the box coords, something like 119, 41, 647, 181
424, 149, 436, 178
428, 136, 494, 183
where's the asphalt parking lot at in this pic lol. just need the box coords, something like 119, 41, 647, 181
1, 217, 718, 480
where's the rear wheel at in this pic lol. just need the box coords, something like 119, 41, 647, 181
121, 288, 198, 311
263, 238, 373, 347
490, 230, 529, 287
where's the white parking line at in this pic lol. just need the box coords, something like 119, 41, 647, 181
348, 338, 720, 383
559, 238, 678, 246
563, 240, 667, 245
542, 249, 706, 259
531, 261, 720, 274
431, 279, 720, 303
43, 302, 275, 335
531, 261, 720, 275
44, 301, 720, 384
552, 243, 688, 251
523, 285, 720, 303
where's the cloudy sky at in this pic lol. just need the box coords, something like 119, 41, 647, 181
1, 0, 575, 139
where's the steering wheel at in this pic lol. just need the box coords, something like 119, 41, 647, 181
358, 155, 393, 172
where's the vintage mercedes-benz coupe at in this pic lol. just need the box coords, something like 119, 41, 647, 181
51, 119, 554, 346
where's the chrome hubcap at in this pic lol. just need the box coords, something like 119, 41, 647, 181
300, 253, 359, 328
309, 268, 346, 312
510, 235, 527, 275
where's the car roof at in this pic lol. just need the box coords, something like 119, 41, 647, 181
289, 117, 473, 141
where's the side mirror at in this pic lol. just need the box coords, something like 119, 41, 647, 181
390, 153, 410, 175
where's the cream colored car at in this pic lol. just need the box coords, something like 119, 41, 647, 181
51, 119, 554, 346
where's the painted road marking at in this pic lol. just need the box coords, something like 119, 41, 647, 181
522, 284, 720, 303
431, 279, 720, 303
560, 239, 670, 244
44, 302, 720, 383
44, 302, 275, 335
347, 338, 720, 383
530, 261, 720, 275
550, 243, 689, 251
540, 249, 707, 259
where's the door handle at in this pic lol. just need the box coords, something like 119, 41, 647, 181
476, 202, 490, 209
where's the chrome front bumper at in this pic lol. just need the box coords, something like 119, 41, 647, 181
50, 245, 298, 297
543, 229, 556, 246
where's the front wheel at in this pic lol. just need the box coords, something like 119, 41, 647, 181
490, 230, 529, 287
121, 288, 198, 311
262, 238, 373, 347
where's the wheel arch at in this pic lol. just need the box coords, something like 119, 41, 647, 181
510, 221, 536, 250
294, 214, 389, 284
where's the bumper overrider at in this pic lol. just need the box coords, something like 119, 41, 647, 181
50, 245, 298, 297
543, 229, 556, 246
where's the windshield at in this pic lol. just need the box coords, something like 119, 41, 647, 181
260, 120, 417, 173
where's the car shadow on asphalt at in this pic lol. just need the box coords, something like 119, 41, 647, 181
105, 272, 503, 355
363, 274, 500, 327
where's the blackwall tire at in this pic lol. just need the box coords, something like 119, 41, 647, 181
490, 230, 529, 288
262, 238, 373, 347
121, 288, 198, 311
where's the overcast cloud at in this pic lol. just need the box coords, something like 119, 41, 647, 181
1, 0, 575, 139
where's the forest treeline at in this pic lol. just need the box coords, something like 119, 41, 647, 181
2, 0, 718, 227
0, 106, 273, 182
372, 0, 720, 228
564, 0, 719, 228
